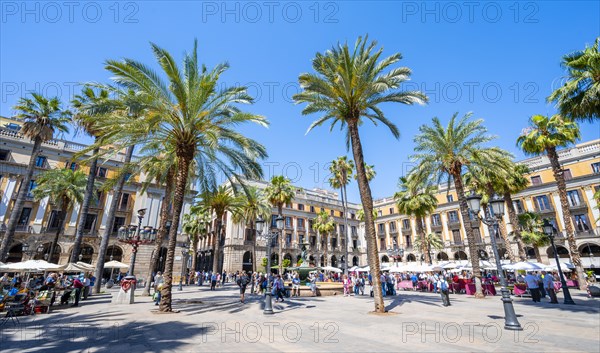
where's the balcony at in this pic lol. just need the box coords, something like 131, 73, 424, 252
450, 241, 464, 247
430, 223, 443, 231
568, 201, 588, 212
15, 225, 32, 233
447, 220, 461, 229
469, 219, 481, 228
574, 227, 599, 238
401, 227, 412, 235
117, 204, 131, 212
83, 229, 98, 237
535, 207, 555, 215
389, 228, 398, 235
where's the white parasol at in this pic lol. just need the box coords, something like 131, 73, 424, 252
0, 259, 63, 272
103, 260, 130, 269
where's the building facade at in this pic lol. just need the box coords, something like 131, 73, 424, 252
199, 179, 367, 274
0, 116, 193, 281
372, 139, 600, 268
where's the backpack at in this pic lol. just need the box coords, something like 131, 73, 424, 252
441, 280, 448, 291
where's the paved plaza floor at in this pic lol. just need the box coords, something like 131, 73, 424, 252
1, 283, 599, 352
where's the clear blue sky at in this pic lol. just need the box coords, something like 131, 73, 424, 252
1, 1, 599, 203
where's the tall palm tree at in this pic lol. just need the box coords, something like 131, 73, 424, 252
293, 36, 427, 313
497, 163, 530, 261
516, 114, 585, 288
548, 37, 600, 122
518, 212, 550, 263
264, 175, 295, 274
312, 211, 335, 267
412, 113, 506, 298
413, 233, 444, 265
463, 157, 518, 262
232, 186, 271, 273
198, 186, 241, 274
70, 86, 113, 263
84, 40, 268, 311
31, 168, 87, 261
394, 174, 438, 264
0, 93, 70, 262
328, 156, 354, 273
79, 88, 150, 294
182, 209, 210, 275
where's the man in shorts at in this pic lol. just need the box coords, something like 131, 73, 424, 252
291, 273, 301, 297
237, 271, 250, 303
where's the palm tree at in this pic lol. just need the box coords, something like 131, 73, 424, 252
84, 40, 268, 311
394, 174, 438, 264
412, 112, 507, 298
516, 114, 585, 288
312, 211, 335, 267
497, 163, 530, 261
518, 212, 549, 263
294, 36, 427, 313
0, 93, 70, 262
198, 186, 241, 274
183, 209, 210, 274
232, 186, 271, 273
548, 38, 600, 122
70, 86, 113, 263
264, 175, 295, 274
79, 88, 150, 294
463, 157, 518, 262
413, 233, 444, 265
31, 168, 87, 261
328, 156, 354, 273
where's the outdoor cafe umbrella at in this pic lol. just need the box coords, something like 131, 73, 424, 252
76, 261, 95, 271
62, 262, 91, 273
320, 266, 342, 273
503, 261, 545, 271
103, 260, 129, 269
0, 259, 63, 272
544, 262, 574, 272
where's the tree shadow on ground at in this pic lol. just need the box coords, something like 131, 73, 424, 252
1, 310, 203, 353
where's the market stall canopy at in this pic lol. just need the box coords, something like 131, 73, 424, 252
544, 262, 575, 272
62, 263, 91, 273
0, 259, 63, 272
76, 262, 95, 270
103, 260, 130, 269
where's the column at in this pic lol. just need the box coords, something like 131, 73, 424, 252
32, 196, 49, 233
132, 192, 148, 215
0, 176, 17, 224
143, 195, 155, 227
99, 193, 114, 230
584, 187, 599, 225
69, 202, 80, 227
551, 193, 566, 232
440, 212, 449, 242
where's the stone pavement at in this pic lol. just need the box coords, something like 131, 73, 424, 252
1, 283, 599, 352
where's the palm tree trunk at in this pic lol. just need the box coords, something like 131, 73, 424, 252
190, 236, 198, 280
252, 224, 257, 273
534, 246, 542, 263
49, 202, 69, 263
347, 120, 384, 313
71, 145, 100, 263
278, 204, 283, 274
416, 216, 430, 264
142, 168, 174, 296
160, 153, 193, 312
341, 183, 350, 274
323, 233, 328, 267
547, 146, 586, 290
453, 172, 484, 298
503, 192, 526, 261
0, 138, 42, 262
92, 145, 134, 294
212, 218, 222, 273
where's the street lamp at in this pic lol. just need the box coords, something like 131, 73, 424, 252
178, 243, 189, 291
543, 219, 576, 305
256, 214, 283, 315
387, 239, 404, 267
118, 208, 155, 277
467, 193, 522, 331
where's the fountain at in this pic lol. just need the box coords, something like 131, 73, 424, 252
286, 242, 318, 281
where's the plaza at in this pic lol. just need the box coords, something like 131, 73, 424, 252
1, 284, 599, 352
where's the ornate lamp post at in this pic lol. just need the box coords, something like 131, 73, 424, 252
255, 214, 283, 315
118, 208, 155, 277
542, 219, 576, 305
467, 193, 522, 331
178, 243, 189, 291
387, 239, 404, 267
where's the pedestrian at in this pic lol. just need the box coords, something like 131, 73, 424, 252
237, 271, 249, 303
210, 272, 217, 290
71, 277, 84, 307
310, 274, 317, 297
525, 272, 541, 302
437, 275, 451, 306
537, 272, 547, 298
292, 274, 300, 297
273, 275, 285, 302
82, 274, 90, 300
154, 272, 164, 305
543, 271, 558, 304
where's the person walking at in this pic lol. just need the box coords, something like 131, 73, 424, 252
543, 271, 558, 304
237, 271, 250, 303
71, 277, 84, 307
153, 271, 164, 305
437, 275, 451, 307
525, 272, 541, 302
210, 272, 217, 290
273, 275, 285, 302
